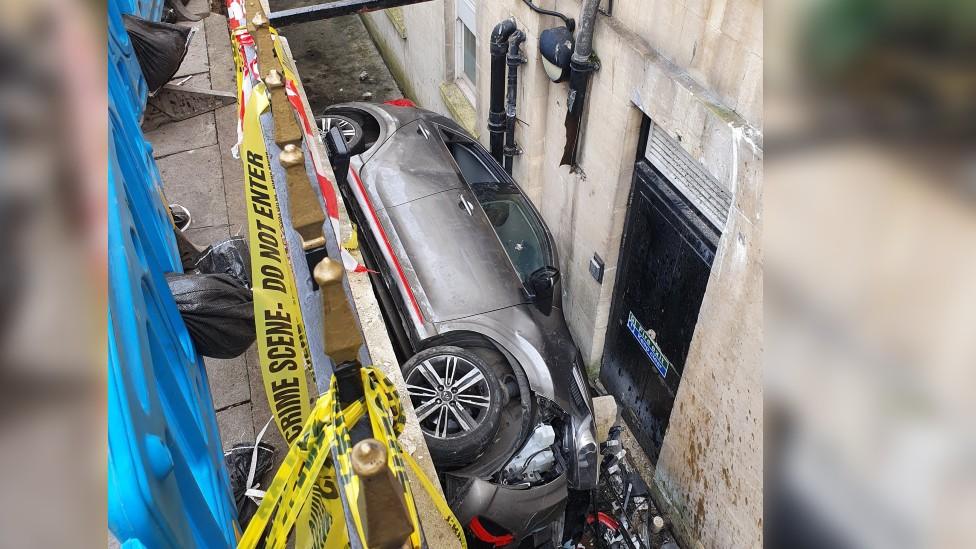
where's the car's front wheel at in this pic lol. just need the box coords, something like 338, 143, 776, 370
402, 346, 503, 468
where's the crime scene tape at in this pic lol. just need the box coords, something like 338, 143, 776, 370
241, 82, 313, 445
238, 367, 467, 549
229, 4, 466, 546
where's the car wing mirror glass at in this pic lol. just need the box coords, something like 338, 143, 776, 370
529, 266, 560, 315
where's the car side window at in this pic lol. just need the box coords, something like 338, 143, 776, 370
475, 184, 548, 283
447, 141, 498, 184
439, 131, 551, 284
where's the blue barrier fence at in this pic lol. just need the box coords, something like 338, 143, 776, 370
107, 1, 238, 546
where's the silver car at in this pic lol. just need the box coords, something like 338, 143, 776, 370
320, 102, 598, 546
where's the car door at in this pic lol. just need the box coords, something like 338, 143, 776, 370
383, 186, 528, 323
437, 130, 557, 288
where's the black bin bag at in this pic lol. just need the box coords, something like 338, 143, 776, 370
123, 14, 192, 94
194, 236, 252, 288
165, 272, 255, 359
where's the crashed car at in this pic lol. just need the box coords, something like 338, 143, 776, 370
319, 102, 598, 546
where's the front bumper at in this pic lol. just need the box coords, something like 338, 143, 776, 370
452, 473, 568, 543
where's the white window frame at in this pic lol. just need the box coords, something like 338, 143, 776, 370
454, 0, 477, 103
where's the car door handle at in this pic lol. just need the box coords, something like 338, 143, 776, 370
458, 194, 474, 216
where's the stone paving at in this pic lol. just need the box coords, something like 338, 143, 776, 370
145, 4, 288, 458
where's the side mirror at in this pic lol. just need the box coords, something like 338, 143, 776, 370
529, 266, 560, 315
324, 125, 350, 187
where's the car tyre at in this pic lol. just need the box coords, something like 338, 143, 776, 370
317, 113, 364, 154
402, 346, 503, 468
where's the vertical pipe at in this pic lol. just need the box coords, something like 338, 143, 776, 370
489, 19, 517, 163
504, 30, 526, 174
560, 0, 601, 167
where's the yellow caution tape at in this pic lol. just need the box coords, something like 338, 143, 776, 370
241, 83, 312, 445
240, 72, 339, 548
234, 20, 465, 549
238, 367, 468, 549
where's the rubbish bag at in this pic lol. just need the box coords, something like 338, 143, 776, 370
194, 236, 252, 288
224, 442, 277, 528
165, 272, 255, 358
174, 229, 203, 271
122, 14, 192, 94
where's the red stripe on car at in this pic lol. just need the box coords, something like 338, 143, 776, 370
349, 167, 425, 324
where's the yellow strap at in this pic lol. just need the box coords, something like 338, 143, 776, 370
237, 368, 468, 549
404, 453, 468, 549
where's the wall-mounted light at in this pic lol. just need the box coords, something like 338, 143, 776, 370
539, 25, 575, 83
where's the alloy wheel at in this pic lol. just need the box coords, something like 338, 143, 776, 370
405, 354, 492, 439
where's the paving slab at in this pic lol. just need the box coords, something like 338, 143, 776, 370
174, 22, 210, 78
146, 112, 217, 158
184, 223, 230, 248
206, 354, 251, 410
244, 345, 289, 468
185, 0, 210, 17
216, 402, 255, 451
215, 104, 249, 236
170, 72, 212, 89
158, 144, 229, 228
206, 14, 237, 93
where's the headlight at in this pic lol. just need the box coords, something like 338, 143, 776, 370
570, 414, 599, 489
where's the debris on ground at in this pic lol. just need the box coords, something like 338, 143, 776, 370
579, 426, 681, 549
224, 441, 277, 528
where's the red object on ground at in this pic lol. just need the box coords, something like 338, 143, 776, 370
384, 98, 417, 107
586, 512, 621, 531
469, 516, 515, 547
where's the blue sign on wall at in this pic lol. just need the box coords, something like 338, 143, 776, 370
627, 311, 671, 379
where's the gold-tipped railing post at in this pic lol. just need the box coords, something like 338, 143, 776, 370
351, 439, 415, 549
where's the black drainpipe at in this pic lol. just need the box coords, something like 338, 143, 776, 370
503, 30, 526, 174
560, 0, 601, 167
489, 19, 517, 164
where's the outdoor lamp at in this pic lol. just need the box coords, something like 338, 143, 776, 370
538, 25, 575, 83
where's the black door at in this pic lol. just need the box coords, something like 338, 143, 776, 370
600, 124, 721, 463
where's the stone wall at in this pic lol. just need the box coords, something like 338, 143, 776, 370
362, 2, 763, 547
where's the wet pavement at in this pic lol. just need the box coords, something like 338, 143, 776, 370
269, 1, 402, 114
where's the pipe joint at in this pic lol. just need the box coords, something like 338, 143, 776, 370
570, 54, 600, 73
488, 111, 506, 132
490, 18, 517, 48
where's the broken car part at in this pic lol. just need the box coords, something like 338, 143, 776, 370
502, 423, 556, 486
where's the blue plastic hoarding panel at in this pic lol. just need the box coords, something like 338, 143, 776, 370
107, 0, 238, 545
